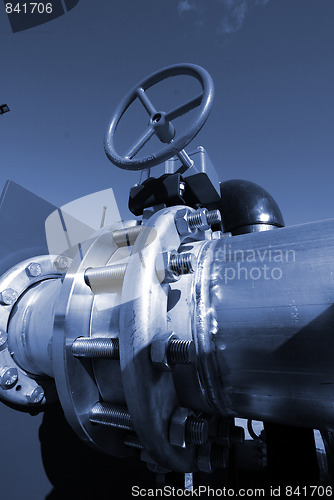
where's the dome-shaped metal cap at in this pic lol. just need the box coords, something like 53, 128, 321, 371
219, 180, 284, 235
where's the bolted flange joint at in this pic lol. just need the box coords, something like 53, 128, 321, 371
169, 407, 209, 449
150, 332, 196, 371
156, 250, 196, 283
175, 207, 222, 236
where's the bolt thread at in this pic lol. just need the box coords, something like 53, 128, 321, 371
84, 263, 127, 288
89, 402, 134, 431
169, 253, 195, 276
124, 437, 144, 450
72, 337, 119, 359
211, 445, 228, 469
185, 417, 208, 445
188, 212, 206, 230
207, 209, 221, 226
113, 226, 143, 247
167, 339, 194, 365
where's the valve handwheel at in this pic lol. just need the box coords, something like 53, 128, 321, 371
104, 63, 215, 171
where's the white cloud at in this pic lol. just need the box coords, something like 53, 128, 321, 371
177, 0, 271, 34
178, 0, 196, 14
219, 0, 248, 34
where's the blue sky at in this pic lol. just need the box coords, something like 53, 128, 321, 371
1, 0, 333, 226
0, 1, 333, 498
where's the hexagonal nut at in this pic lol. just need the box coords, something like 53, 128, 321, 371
150, 332, 177, 371
0, 367, 18, 389
169, 407, 192, 449
197, 443, 213, 473
26, 262, 42, 277
0, 288, 18, 306
53, 255, 69, 271
175, 208, 193, 236
211, 231, 224, 240
26, 386, 45, 405
0, 329, 8, 350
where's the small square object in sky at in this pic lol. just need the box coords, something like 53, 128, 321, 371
0, 104, 10, 115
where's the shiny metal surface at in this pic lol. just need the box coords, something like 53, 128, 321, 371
0, 255, 61, 406
53, 223, 136, 457
120, 206, 200, 471
219, 179, 284, 235
196, 219, 334, 429
104, 63, 214, 171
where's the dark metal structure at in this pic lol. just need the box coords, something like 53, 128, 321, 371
0, 104, 10, 115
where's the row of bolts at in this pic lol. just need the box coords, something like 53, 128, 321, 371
76, 209, 222, 459
0, 209, 224, 455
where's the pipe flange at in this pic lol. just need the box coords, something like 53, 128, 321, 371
53, 222, 138, 457
0, 255, 63, 407
120, 206, 206, 472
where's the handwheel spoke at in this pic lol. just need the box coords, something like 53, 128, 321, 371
125, 127, 155, 159
136, 87, 157, 116
166, 93, 203, 121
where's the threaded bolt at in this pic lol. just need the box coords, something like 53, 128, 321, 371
0, 367, 18, 389
26, 262, 42, 277
124, 436, 144, 450
169, 253, 196, 276
72, 337, 119, 359
0, 288, 18, 306
113, 226, 143, 247
84, 263, 127, 289
188, 208, 221, 231
89, 402, 134, 431
169, 407, 209, 448
185, 416, 209, 445
167, 339, 195, 365
206, 209, 222, 227
211, 444, 229, 469
26, 386, 45, 404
